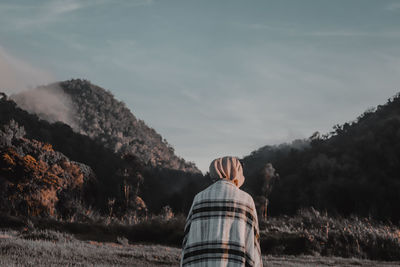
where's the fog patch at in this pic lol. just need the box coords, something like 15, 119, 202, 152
0, 46, 76, 130
11, 84, 79, 130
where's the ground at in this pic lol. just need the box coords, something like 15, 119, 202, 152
1, 230, 400, 267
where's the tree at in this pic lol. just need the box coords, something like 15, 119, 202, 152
255, 163, 279, 221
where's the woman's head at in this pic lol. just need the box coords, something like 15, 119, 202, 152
209, 156, 245, 188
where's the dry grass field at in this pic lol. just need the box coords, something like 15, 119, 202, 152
1, 229, 400, 267
1, 210, 400, 266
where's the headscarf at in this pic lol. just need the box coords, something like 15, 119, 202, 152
209, 156, 245, 188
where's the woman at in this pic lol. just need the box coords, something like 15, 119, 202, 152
181, 156, 262, 267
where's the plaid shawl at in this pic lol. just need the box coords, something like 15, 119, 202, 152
180, 180, 262, 267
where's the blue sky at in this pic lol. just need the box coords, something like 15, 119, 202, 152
1, 0, 400, 172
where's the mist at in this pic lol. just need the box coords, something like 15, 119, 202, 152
0, 45, 79, 130
10, 84, 79, 130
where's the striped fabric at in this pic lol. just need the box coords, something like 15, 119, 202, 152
181, 180, 262, 267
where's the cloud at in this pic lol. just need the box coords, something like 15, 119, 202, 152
234, 22, 297, 34
0, 45, 54, 93
10, 0, 86, 29
11, 84, 79, 129
122, 0, 154, 7
237, 23, 400, 39
0, 45, 78, 132
385, 2, 400, 11
0, 0, 154, 30
46, 0, 83, 15
306, 30, 400, 38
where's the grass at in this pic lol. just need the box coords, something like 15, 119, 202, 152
0, 229, 180, 266
1, 230, 399, 266
1, 208, 400, 262
0, 212, 185, 246
259, 208, 400, 261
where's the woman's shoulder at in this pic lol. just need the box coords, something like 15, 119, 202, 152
238, 188, 256, 206
195, 180, 255, 205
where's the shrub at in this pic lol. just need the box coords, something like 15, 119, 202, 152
116, 236, 129, 246
20, 229, 74, 242
259, 208, 400, 260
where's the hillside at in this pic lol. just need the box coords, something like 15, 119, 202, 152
6, 78, 400, 223
0, 119, 96, 218
0, 94, 145, 216
0, 93, 205, 216
11, 79, 199, 173
242, 93, 400, 223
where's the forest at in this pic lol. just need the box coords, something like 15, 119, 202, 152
242, 93, 400, 223
0, 90, 206, 220
1, 81, 400, 225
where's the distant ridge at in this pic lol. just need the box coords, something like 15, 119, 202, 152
12, 79, 199, 173
241, 92, 400, 222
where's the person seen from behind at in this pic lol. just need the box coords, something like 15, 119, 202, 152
180, 156, 262, 266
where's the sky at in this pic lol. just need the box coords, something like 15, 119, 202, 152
0, 0, 400, 172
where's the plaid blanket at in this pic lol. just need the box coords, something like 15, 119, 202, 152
181, 180, 262, 267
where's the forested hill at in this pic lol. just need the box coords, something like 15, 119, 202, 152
0, 93, 206, 217
0, 94, 129, 214
12, 79, 199, 173
242, 93, 400, 223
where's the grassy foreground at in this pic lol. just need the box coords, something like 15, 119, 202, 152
1, 209, 400, 265
259, 208, 400, 260
1, 229, 400, 267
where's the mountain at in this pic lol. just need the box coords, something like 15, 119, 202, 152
5, 81, 400, 222
242, 93, 400, 223
11, 79, 199, 173
0, 91, 206, 217
0, 94, 132, 216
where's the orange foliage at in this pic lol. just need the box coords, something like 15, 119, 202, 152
0, 148, 19, 173
23, 155, 38, 172
69, 164, 84, 188
50, 164, 63, 176
4, 147, 19, 158
38, 187, 58, 216
16, 184, 24, 192
1, 140, 87, 218
2, 153, 15, 166
36, 160, 49, 174
42, 143, 53, 152
60, 160, 84, 188
42, 173, 63, 187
